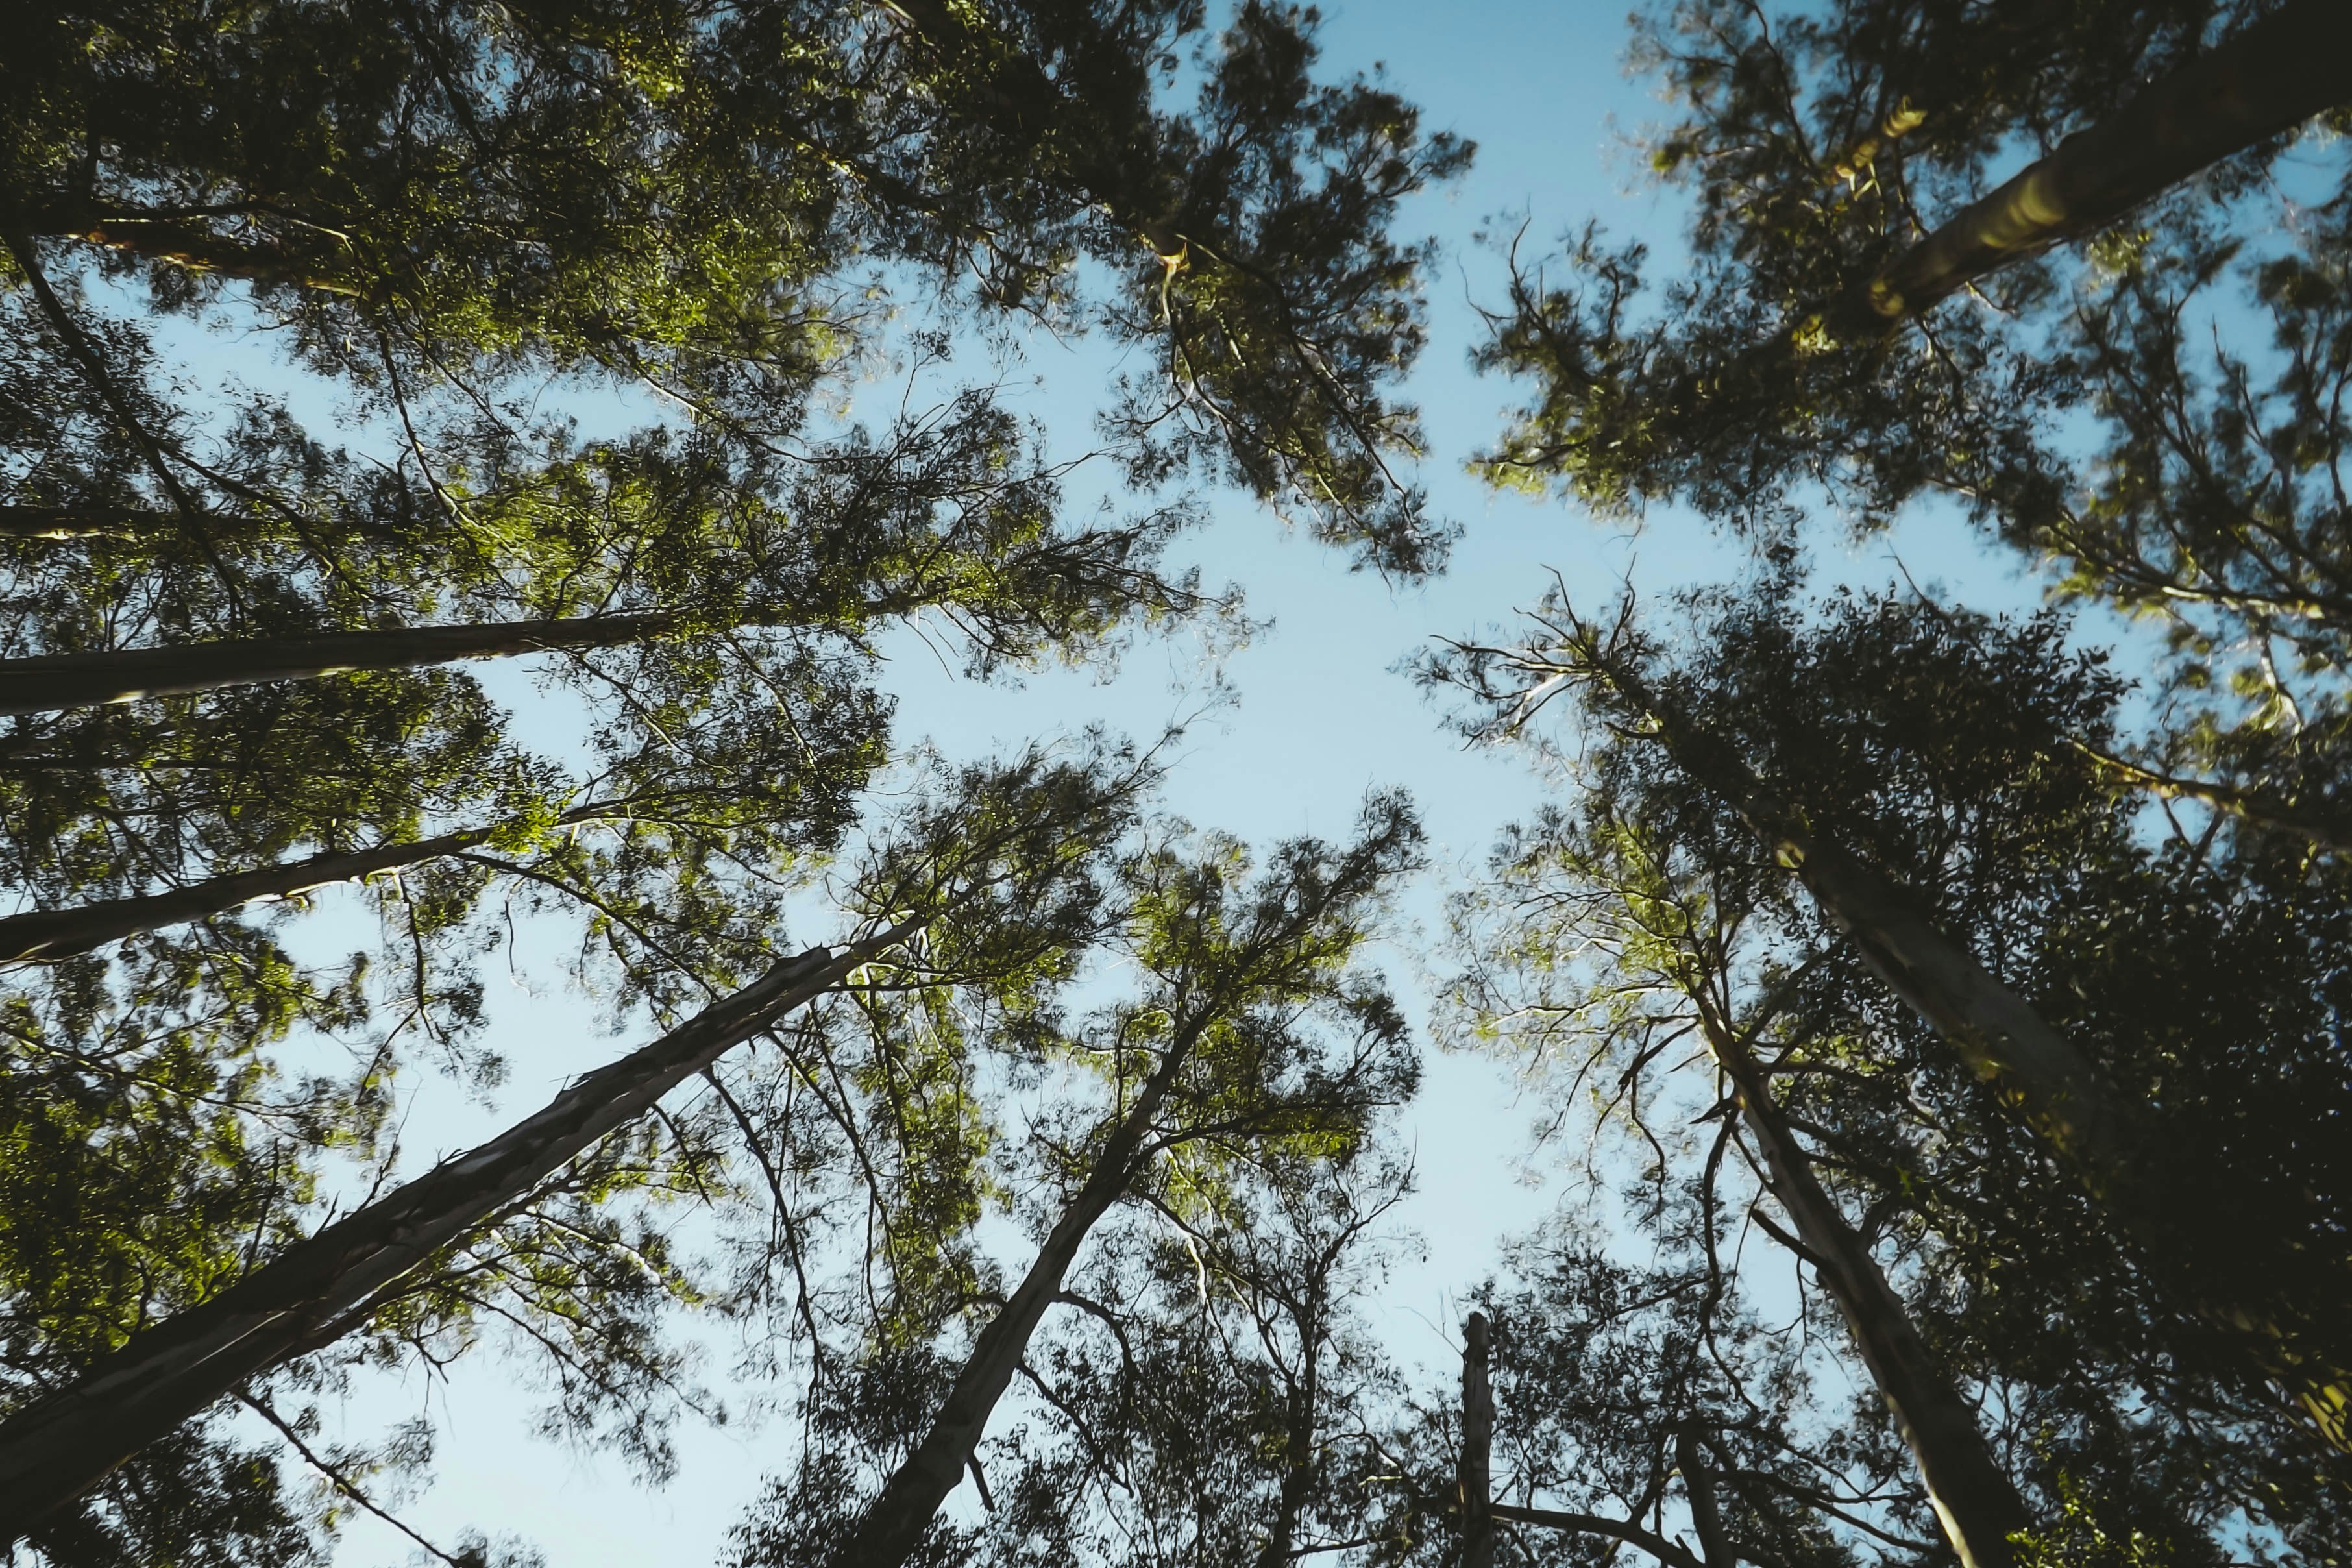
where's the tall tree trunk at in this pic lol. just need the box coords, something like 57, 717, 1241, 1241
1578, 637, 2146, 1190
1843, 0, 2352, 333
1458, 1310, 1495, 1568
0, 930, 905, 1539
25, 199, 371, 298
0, 614, 678, 717
1700, 1009, 2033, 1568
1576, 637, 2352, 1458
839, 1027, 1197, 1568
0, 800, 621, 965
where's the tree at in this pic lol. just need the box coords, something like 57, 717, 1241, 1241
822, 794, 1423, 1568
1471, 0, 2349, 541
785, 1151, 1423, 1568
0, 741, 1157, 1541
1434, 575, 2352, 1550
3, 0, 1467, 573
1389, 1242, 1898, 1568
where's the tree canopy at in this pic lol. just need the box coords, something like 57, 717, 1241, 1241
3, 1, 2350, 1565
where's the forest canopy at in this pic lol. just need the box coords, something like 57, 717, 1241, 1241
0, 2, 2347, 1567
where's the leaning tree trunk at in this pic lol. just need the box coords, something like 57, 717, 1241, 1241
1578, 633, 2352, 1456
1839, 0, 2352, 334
0, 800, 623, 965
1581, 639, 2146, 1190
0, 508, 141, 541
1702, 1012, 2032, 1568
27, 199, 373, 298
839, 1025, 1197, 1568
0, 614, 678, 717
0, 931, 906, 1539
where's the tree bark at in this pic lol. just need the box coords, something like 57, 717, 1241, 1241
0, 508, 143, 541
1458, 1311, 1495, 1568
25, 199, 370, 298
0, 614, 679, 716
839, 1024, 1198, 1568
0, 931, 902, 1538
0, 801, 621, 965
1702, 1011, 2032, 1568
1580, 639, 2147, 1194
1674, 1427, 1736, 1568
1576, 639, 2352, 1458
1844, 0, 2352, 332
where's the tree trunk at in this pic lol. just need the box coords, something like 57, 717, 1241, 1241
1581, 643, 2352, 1458
0, 801, 620, 966
1458, 1311, 1495, 1568
1581, 641, 2146, 1192
839, 1028, 1197, 1568
1256, 1285, 1325, 1568
1702, 1012, 2032, 1568
0, 932, 901, 1539
1844, 0, 2352, 332
1674, 1427, 1735, 1568
25, 199, 370, 298
0, 508, 143, 541
0, 614, 678, 717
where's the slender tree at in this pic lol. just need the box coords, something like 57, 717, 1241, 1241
831, 794, 1422, 1568
0, 743, 1153, 1539
1437, 574, 2352, 1519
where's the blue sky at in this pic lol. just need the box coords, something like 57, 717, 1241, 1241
259, 2, 2070, 1559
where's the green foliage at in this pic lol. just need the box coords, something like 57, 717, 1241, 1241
1437, 574, 2352, 1561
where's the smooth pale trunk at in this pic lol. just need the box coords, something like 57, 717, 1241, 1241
1705, 1016, 2032, 1568
0, 802, 621, 964
0, 615, 677, 716
839, 1036, 1194, 1568
1458, 1311, 1495, 1568
0, 937, 888, 1537
1852, 0, 2352, 330
1764, 817, 2146, 1185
